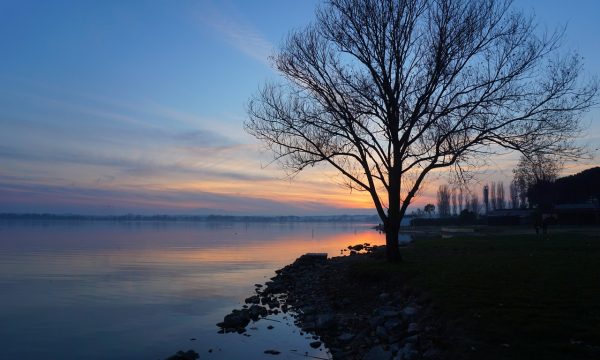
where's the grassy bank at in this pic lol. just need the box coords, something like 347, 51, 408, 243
357, 231, 600, 359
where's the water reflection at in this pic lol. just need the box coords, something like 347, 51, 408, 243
0, 220, 384, 360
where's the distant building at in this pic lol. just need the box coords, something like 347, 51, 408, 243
486, 209, 533, 226
554, 202, 600, 225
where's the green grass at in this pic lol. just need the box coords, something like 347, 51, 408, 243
361, 232, 600, 359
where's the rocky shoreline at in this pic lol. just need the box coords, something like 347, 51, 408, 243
217, 245, 453, 359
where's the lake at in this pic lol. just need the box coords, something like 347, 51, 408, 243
0, 220, 385, 360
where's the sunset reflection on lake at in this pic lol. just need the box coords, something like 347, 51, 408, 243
0, 220, 384, 360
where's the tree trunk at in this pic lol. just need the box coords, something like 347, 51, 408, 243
386, 160, 402, 262
385, 215, 401, 262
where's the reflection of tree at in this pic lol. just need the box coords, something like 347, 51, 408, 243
246, 0, 597, 261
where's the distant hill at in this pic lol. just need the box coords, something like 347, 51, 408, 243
554, 167, 600, 204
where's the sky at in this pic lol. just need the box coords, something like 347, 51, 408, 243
0, 0, 598, 216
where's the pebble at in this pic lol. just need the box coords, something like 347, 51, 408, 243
216, 249, 441, 359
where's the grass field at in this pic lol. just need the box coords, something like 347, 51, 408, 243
360, 230, 600, 359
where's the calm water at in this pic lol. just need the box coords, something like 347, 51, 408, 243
0, 220, 384, 360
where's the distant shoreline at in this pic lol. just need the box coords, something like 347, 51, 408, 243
0, 213, 383, 223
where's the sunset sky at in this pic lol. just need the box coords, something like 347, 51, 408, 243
1, 0, 599, 215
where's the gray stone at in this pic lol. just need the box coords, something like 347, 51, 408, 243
337, 333, 355, 343
376, 306, 402, 318
314, 313, 335, 329
376, 325, 388, 339
423, 348, 442, 359
363, 345, 392, 360
388, 332, 403, 344
248, 305, 267, 320
401, 306, 417, 319
404, 350, 420, 360
369, 315, 386, 328
220, 309, 250, 328
407, 322, 419, 334
379, 292, 391, 301
384, 318, 403, 331
309, 341, 322, 349
398, 343, 419, 360
404, 334, 419, 344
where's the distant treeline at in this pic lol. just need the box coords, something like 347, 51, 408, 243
552, 167, 600, 204
0, 213, 380, 223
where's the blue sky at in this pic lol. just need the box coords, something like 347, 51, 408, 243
0, 0, 598, 215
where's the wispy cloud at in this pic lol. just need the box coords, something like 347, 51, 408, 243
0, 179, 372, 216
198, 2, 273, 65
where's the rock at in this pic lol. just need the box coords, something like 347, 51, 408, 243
397, 343, 419, 360
379, 292, 391, 301
314, 313, 335, 330
384, 318, 403, 331
164, 350, 199, 360
220, 309, 250, 329
348, 244, 364, 251
363, 345, 392, 360
245, 295, 260, 304
337, 333, 355, 343
248, 304, 267, 320
267, 325, 274, 330
389, 343, 401, 354
404, 334, 419, 344
376, 306, 402, 318
406, 322, 419, 334
401, 306, 417, 320
369, 315, 386, 328
423, 348, 442, 359
376, 325, 388, 340
264, 349, 281, 355
309, 341, 322, 349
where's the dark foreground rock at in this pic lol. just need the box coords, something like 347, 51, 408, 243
164, 349, 199, 360
218, 246, 457, 359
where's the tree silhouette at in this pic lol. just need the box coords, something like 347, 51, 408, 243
513, 154, 562, 208
483, 184, 490, 213
437, 185, 451, 217
490, 182, 497, 210
496, 182, 506, 209
451, 189, 458, 216
246, 0, 597, 261
424, 203, 435, 217
509, 180, 519, 209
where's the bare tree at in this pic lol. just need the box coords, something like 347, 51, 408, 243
457, 188, 464, 214
497, 181, 506, 209
470, 194, 480, 214
490, 182, 497, 210
424, 203, 435, 217
451, 188, 458, 216
509, 180, 519, 209
246, 0, 597, 261
483, 184, 489, 213
513, 153, 562, 208
437, 185, 451, 216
